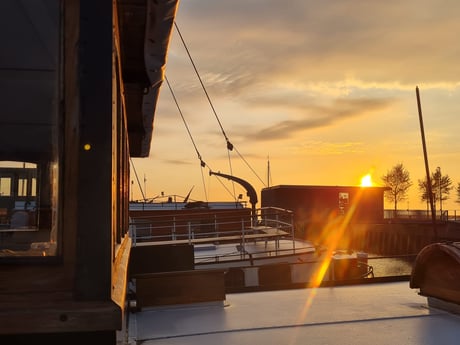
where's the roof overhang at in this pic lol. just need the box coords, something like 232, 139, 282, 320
117, 0, 179, 157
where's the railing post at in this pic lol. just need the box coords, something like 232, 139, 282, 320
291, 212, 295, 254
172, 216, 176, 240
130, 220, 136, 246
188, 222, 192, 244
241, 218, 246, 258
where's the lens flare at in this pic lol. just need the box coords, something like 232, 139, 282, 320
291, 187, 366, 344
360, 174, 373, 187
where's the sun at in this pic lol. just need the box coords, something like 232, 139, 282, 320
360, 174, 373, 187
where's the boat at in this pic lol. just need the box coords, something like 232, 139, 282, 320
129, 206, 316, 264
128, 203, 375, 298
125, 280, 460, 345
127, 169, 337, 277
2, 2, 460, 345
129, 197, 247, 211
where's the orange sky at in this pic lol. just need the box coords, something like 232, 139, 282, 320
131, 0, 460, 213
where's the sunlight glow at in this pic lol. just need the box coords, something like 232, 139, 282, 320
292, 188, 366, 345
360, 174, 373, 187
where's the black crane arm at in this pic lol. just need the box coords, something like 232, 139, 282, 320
209, 171, 258, 206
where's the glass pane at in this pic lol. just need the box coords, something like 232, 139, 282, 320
0, 162, 57, 257
0, 178, 11, 197
0, 1, 60, 259
338, 192, 349, 215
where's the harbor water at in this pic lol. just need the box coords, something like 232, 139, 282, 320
367, 254, 415, 278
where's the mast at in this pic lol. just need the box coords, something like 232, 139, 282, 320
416, 86, 437, 240
267, 156, 270, 188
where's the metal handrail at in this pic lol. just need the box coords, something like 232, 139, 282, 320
129, 206, 295, 248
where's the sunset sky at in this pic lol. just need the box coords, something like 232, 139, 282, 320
131, 0, 460, 212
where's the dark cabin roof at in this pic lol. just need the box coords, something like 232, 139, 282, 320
262, 185, 390, 191
117, 0, 179, 157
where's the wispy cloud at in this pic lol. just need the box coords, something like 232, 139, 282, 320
239, 97, 395, 140
159, 158, 193, 166
174, 0, 460, 90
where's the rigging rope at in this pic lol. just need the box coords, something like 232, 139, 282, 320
166, 73, 239, 203
173, 21, 267, 192
165, 75, 209, 201
165, 76, 205, 168
234, 146, 266, 187
174, 21, 241, 200
173, 20, 239, 201
173, 22, 233, 150
129, 157, 146, 201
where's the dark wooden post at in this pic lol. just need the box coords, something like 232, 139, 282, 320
75, 0, 114, 300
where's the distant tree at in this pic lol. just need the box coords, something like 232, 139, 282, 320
457, 183, 460, 204
417, 168, 452, 211
418, 178, 431, 209
381, 163, 412, 211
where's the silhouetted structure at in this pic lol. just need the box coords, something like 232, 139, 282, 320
261, 185, 389, 225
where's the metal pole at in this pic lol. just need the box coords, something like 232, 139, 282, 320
241, 219, 246, 258
416, 86, 437, 240
437, 167, 442, 217
291, 212, 295, 254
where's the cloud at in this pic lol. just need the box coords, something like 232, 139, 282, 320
293, 140, 366, 156
147, 0, 460, 210
165, 158, 192, 164
237, 97, 395, 140
173, 0, 460, 91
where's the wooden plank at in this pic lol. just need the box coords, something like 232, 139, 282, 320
129, 243, 194, 276
111, 236, 131, 308
0, 293, 121, 334
134, 269, 226, 308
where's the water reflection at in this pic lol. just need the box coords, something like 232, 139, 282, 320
367, 255, 415, 277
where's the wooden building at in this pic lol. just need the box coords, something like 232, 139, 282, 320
261, 185, 389, 225
0, 1, 178, 343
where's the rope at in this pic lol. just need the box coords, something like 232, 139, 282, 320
129, 157, 146, 201
173, 21, 268, 199
234, 146, 266, 187
174, 21, 239, 199
165, 75, 209, 201
173, 22, 232, 148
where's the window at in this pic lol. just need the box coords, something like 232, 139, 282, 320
0, 1, 61, 258
0, 161, 58, 257
338, 192, 349, 215
0, 177, 11, 197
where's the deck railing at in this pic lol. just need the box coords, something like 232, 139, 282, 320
129, 206, 295, 247
384, 209, 460, 221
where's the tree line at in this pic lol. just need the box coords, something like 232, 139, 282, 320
381, 163, 460, 211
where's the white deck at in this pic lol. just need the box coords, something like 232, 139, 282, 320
193, 238, 316, 266
126, 281, 460, 345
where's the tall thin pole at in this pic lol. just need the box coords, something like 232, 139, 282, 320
416, 86, 437, 240
267, 156, 271, 188
143, 174, 147, 201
